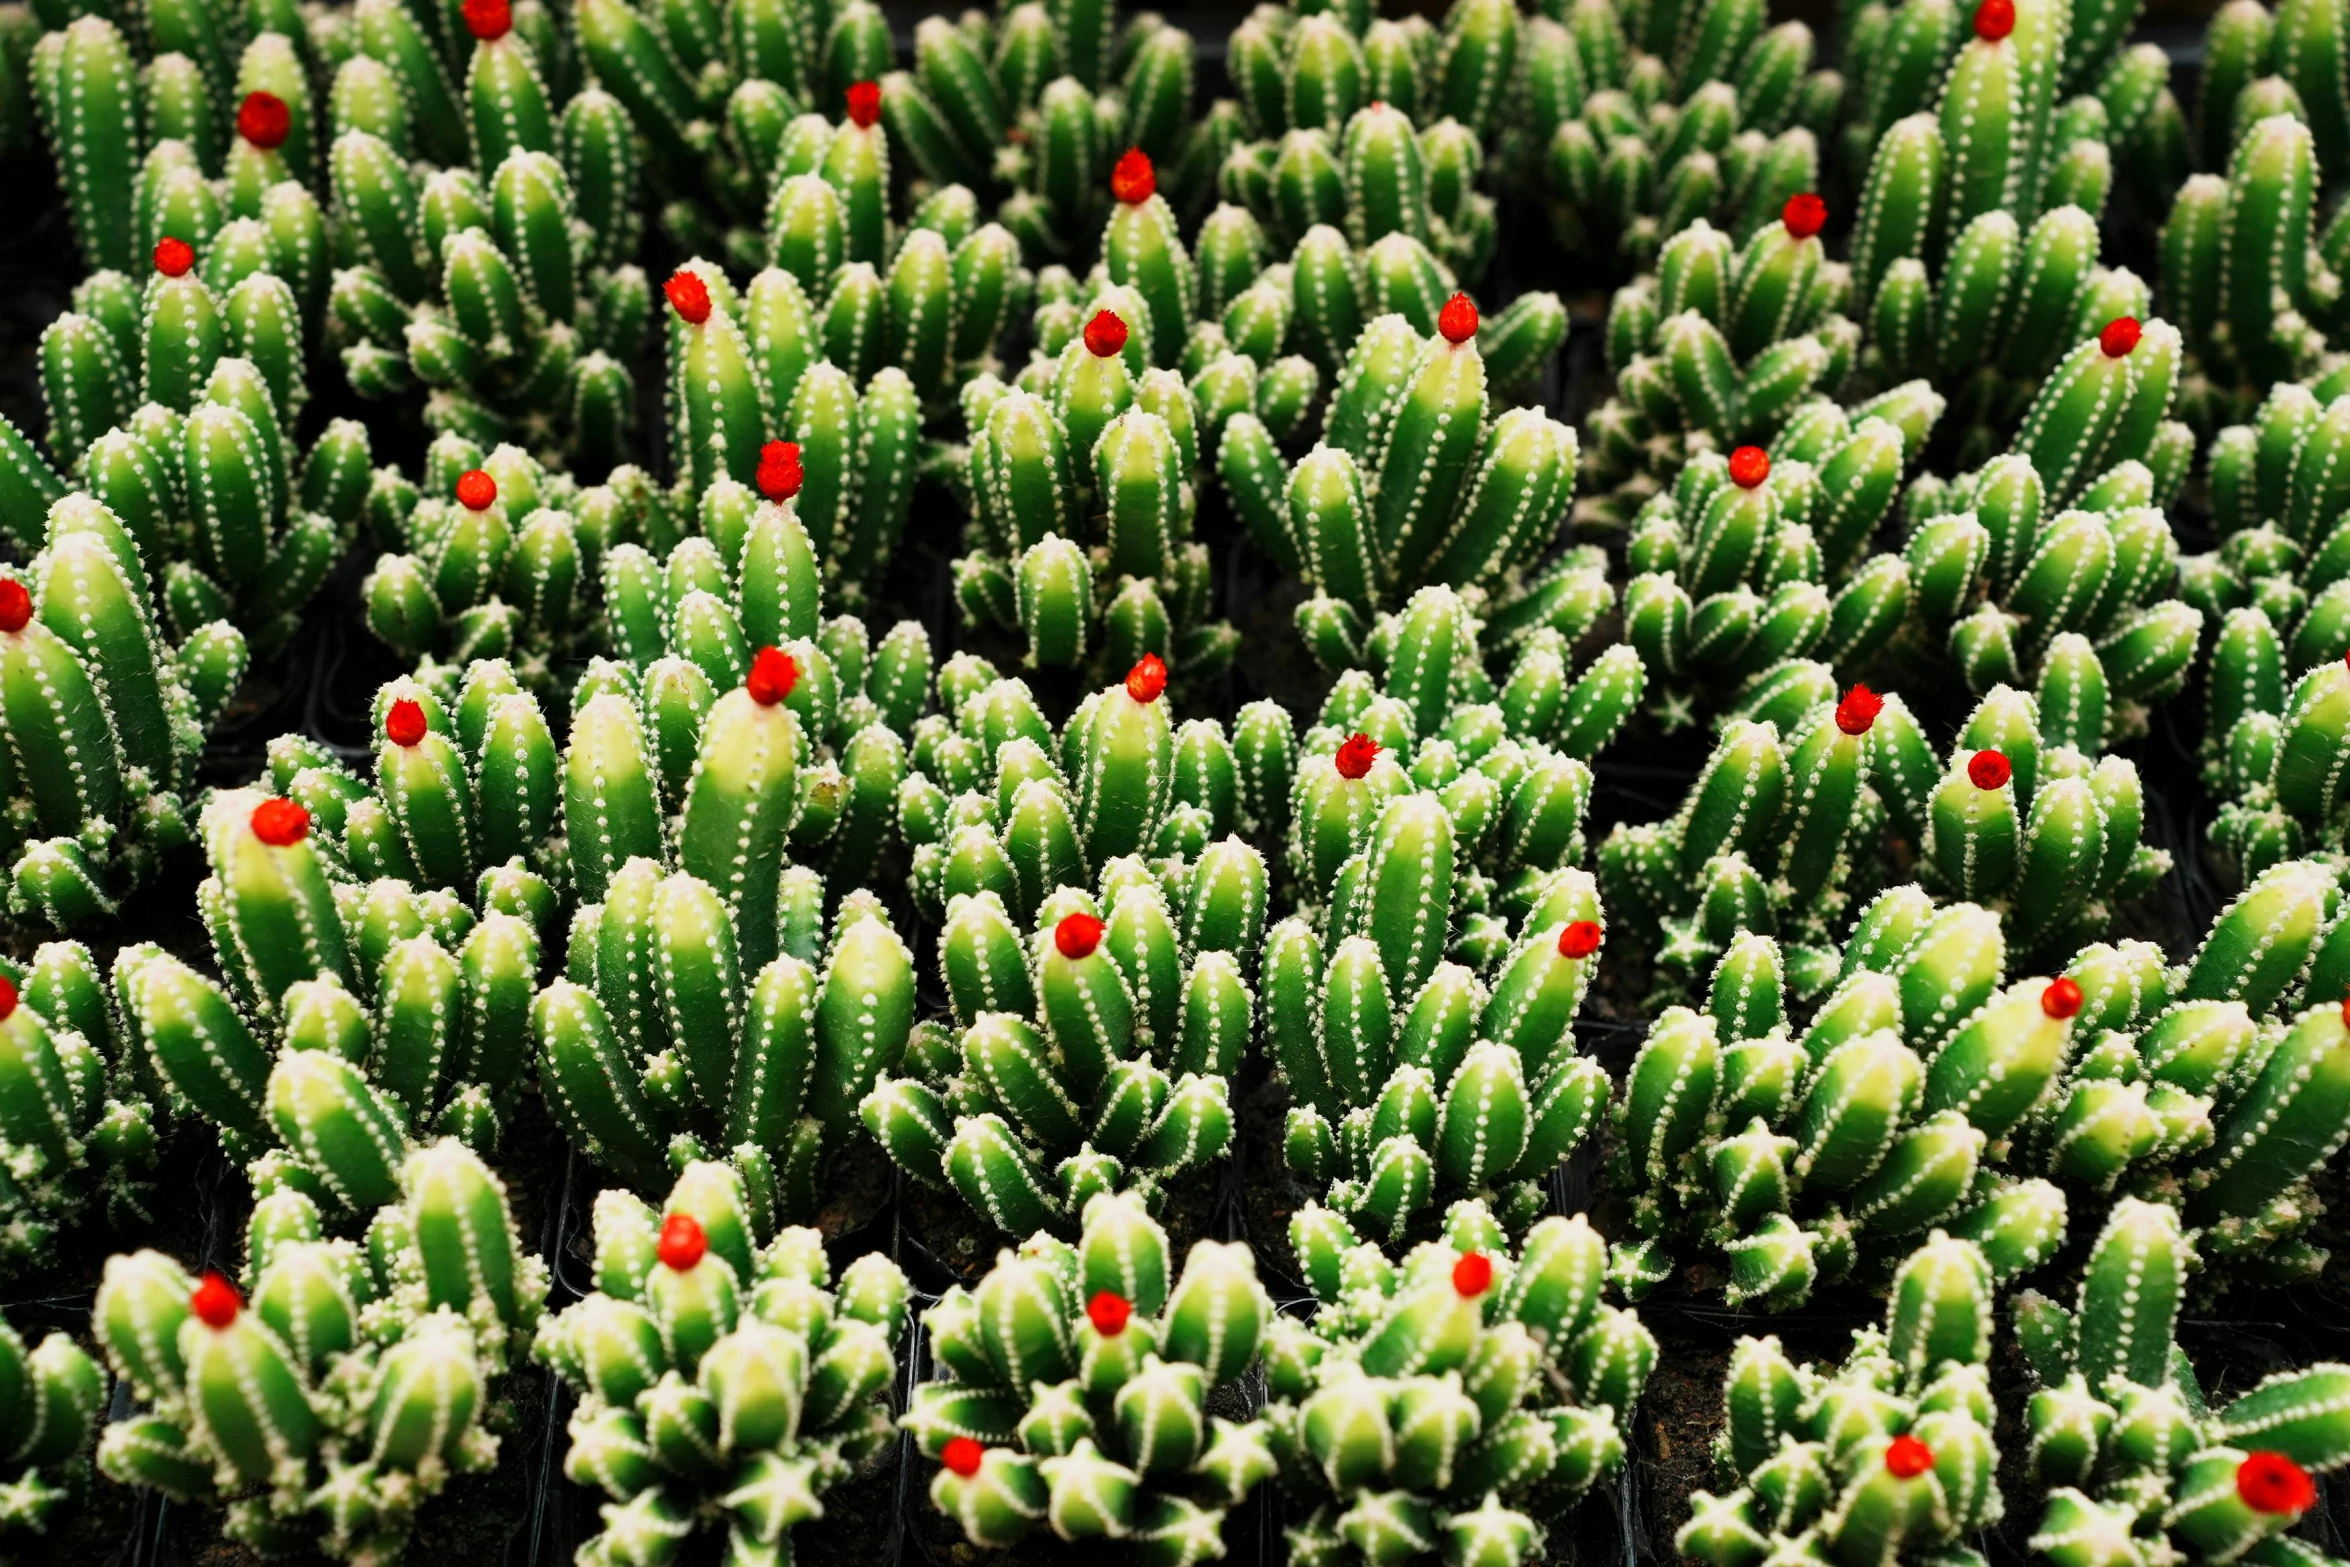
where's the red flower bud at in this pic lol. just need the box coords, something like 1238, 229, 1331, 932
0, 977, 16, 1022
1835, 684, 1883, 735
1438, 292, 1479, 344
154, 237, 195, 277
250, 798, 311, 846
462, 0, 512, 37
0, 580, 30, 634
756, 440, 803, 501
1967, 749, 2011, 789
2237, 1451, 2316, 1516
1452, 1252, 1493, 1296
657, 1212, 707, 1271
1729, 445, 1770, 488
1782, 192, 1827, 239
1885, 1435, 1934, 1477
191, 1270, 241, 1328
2042, 976, 2084, 1019
845, 80, 881, 128
385, 698, 429, 747
237, 91, 290, 149
665, 269, 711, 324
1056, 912, 1104, 959
1111, 146, 1155, 204
1087, 1290, 1132, 1335
746, 646, 799, 706
1125, 652, 1167, 703
2100, 316, 2142, 357
455, 468, 497, 510
1084, 309, 1129, 358
1559, 920, 1602, 959
1974, 0, 2014, 38
1334, 733, 1379, 779
942, 1437, 984, 1477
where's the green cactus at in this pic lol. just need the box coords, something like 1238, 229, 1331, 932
1268, 1203, 1644, 1567
1679, 1234, 2005, 1567
93, 1140, 543, 1562
538, 1160, 905, 1567
908, 1193, 1274, 1555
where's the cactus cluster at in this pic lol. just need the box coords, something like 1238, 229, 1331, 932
908, 1193, 1275, 1559
1678, 1233, 2008, 1567
538, 1160, 907, 1566
93, 1139, 543, 1561
21, 0, 2350, 1560
1267, 1203, 1651, 1567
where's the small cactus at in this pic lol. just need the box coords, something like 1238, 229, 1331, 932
907, 1192, 1275, 1555
537, 1160, 906, 1566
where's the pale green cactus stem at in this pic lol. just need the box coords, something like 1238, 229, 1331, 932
1679, 1233, 2003, 1567
536, 1162, 903, 1566
93, 1142, 539, 1561
910, 1195, 1272, 1552
1269, 1208, 1640, 1567
862, 889, 1236, 1234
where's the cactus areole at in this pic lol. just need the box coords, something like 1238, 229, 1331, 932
2236, 1452, 2316, 1515
746, 646, 799, 705
237, 92, 290, 149
1112, 147, 1156, 204
250, 798, 310, 846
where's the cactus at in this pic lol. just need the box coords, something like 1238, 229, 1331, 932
1606, 905, 2094, 1307
1267, 1202, 1646, 1567
93, 1140, 542, 1562
0, 487, 261, 928
538, 1160, 906, 1566
1599, 682, 2170, 977
0, 949, 160, 1271
907, 1193, 1274, 1555
1679, 1234, 2006, 1567
107, 780, 543, 1205
2020, 1207, 2350, 1567
0, 1302, 106, 1540
535, 826, 919, 1211
955, 296, 1239, 684
1533, 0, 1842, 278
